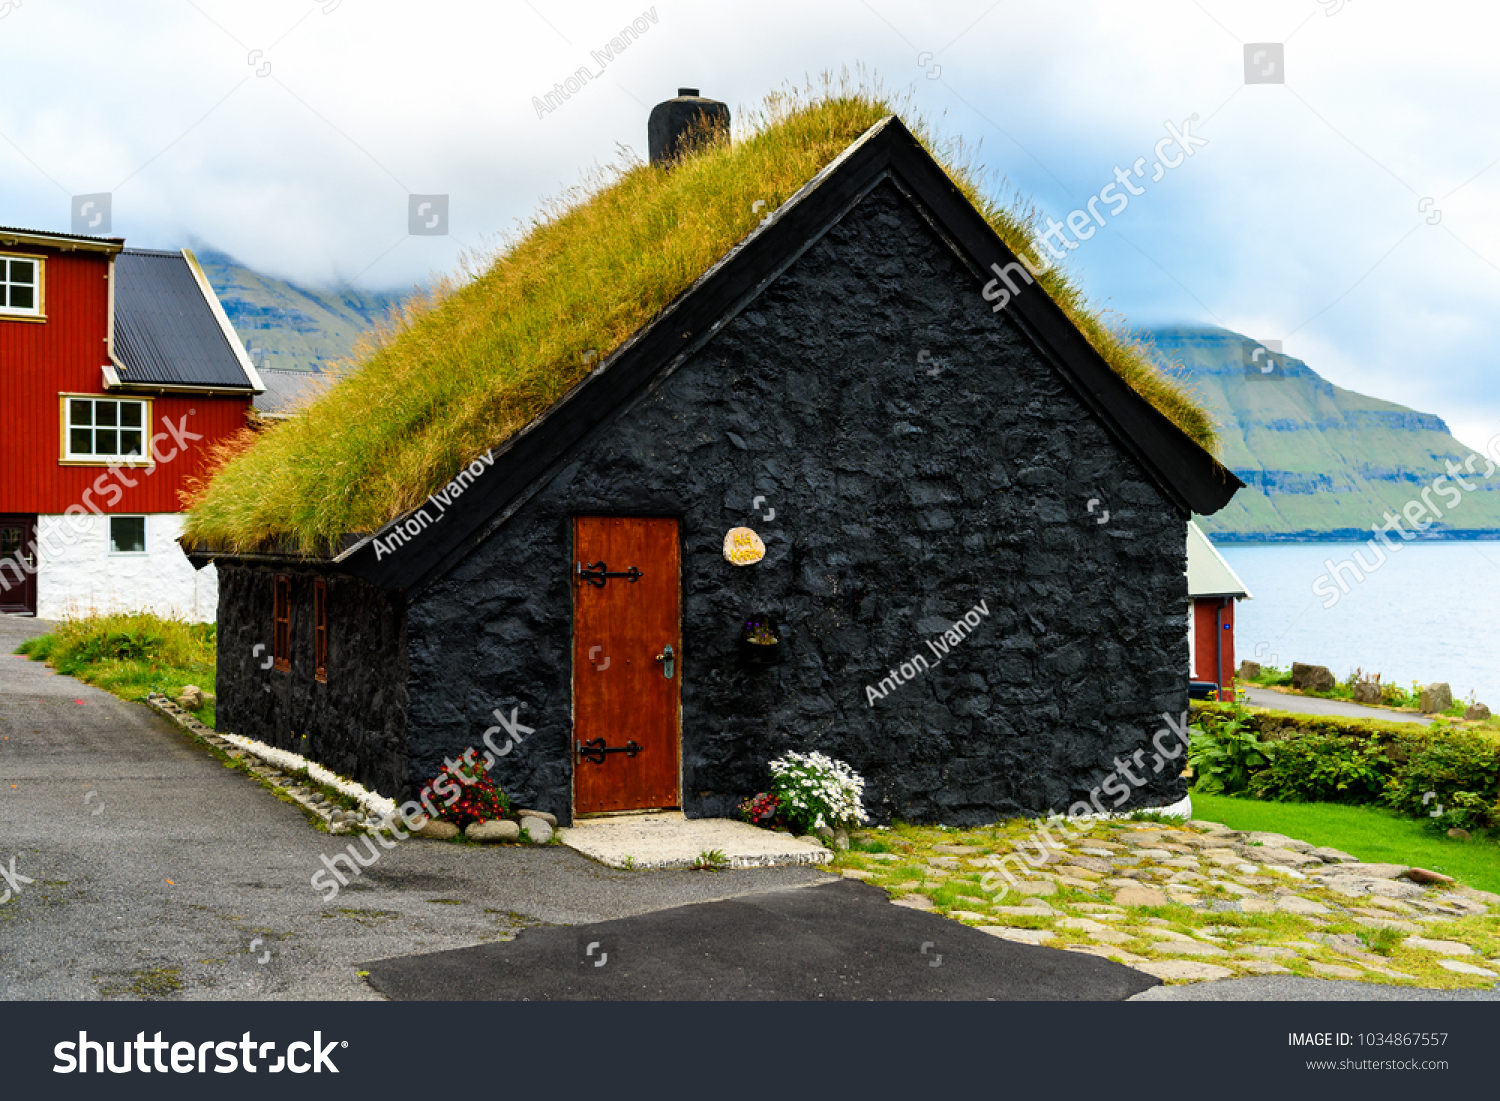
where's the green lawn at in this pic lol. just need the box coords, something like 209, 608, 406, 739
1192, 793, 1500, 894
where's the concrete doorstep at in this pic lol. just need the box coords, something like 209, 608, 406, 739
559, 812, 832, 870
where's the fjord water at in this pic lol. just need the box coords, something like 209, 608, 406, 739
1219, 542, 1500, 709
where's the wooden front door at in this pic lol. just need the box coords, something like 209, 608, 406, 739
0, 515, 38, 616
572, 516, 681, 815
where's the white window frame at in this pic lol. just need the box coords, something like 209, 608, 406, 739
60, 395, 153, 465
0, 253, 44, 318
108, 515, 148, 556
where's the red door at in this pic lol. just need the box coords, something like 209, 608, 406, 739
572, 516, 681, 815
0, 515, 37, 616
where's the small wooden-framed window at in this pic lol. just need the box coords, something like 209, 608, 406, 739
313, 577, 327, 683
0, 253, 44, 318
273, 574, 291, 672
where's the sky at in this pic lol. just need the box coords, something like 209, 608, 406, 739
2, 0, 1498, 453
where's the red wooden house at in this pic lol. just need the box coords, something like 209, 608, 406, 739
0, 226, 261, 620
1186, 520, 1251, 699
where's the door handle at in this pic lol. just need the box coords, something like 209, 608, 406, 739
654, 643, 674, 679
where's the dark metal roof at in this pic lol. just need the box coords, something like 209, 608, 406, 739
253, 366, 325, 414
112, 249, 257, 390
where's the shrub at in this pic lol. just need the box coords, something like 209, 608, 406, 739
1384, 732, 1500, 831
1250, 734, 1390, 803
767, 751, 868, 833
1188, 706, 1268, 794
414, 752, 511, 830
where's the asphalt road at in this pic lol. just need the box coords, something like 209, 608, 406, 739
0, 614, 827, 1001
4, 613, 1480, 1004
1242, 686, 1432, 725
363, 878, 1159, 1001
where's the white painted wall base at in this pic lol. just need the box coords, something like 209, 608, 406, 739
35, 513, 216, 622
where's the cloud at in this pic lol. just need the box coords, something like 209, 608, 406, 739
0, 0, 1494, 446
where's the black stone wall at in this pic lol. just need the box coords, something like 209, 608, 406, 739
215, 564, 409, 797
406, 178, 1192, 826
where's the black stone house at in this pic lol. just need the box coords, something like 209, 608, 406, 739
189, 98, 1241, 827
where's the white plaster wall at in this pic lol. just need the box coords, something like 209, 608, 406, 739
35, 513, 217, 622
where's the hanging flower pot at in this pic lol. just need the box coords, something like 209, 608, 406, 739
740, 612, 781, 665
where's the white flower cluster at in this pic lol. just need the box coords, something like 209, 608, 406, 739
768, 750, 869, 830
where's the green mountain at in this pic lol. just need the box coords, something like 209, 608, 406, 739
1146, 326, 1500, 541
194, 248, 408, 374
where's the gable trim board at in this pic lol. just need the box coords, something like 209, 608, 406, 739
186, 116, 1242, 590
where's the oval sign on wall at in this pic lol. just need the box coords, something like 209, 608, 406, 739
723, 527, 765, 566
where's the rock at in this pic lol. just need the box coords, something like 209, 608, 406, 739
1354, 916, 1421, 933
1241, 831, 1312, 852
1436, 960, 1498, 977
978, 927, 1054, 945
1008, 880, 1058, 897
1135, 960, 1234, 982
329, 809, 345, 822
1238, 961, 1291, 975
466, 819, 520, 843
1405, 937, 1475, 956
814, 826, 835, 841
1291, 663, 1335, 692
1447, 827, 1472, 841
1113, 886, 1170, 908
892, 895, 935, 911
1054, 865, 1104, 880
1309, 846, 1358, 864
832, 831, 850, 851
931, 844, 982, 854
1456, 886, 1500, 906
416, 820, 460, 840
1351, 681, 1382, 705
992, 903, 1057, 916
1256, 848, 1324, 868
1134, 848, 1174, 860
1308, 962, 1364, 980
1217, 883, 1259, 897
1403, 867, 1455, 886
1275, 896, 1331, 915
177, 684, 204, 707
1238, 660, 1261, 681
840, 869, 876, 881
1314, 862, 1406, 880
1151, 940, 1229, 957
1066, 946, 1148, 963
1060, 855, 1112, 873
1237, 945, 1297, 959
1419, 682, 1453, 713
514, 809, 557, 827
926, 856, 961, 869
1464, 702, 1491, 721
865, 853, 901, 862
946, 910, 989, 922
520, 816, 554, 844
1239, 899, 1276, 913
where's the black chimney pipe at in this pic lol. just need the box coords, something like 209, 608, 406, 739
648, 88, 730, 167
